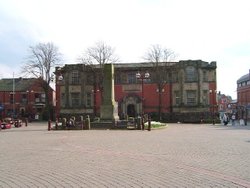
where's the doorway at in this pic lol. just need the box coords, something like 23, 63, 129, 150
127, 104, 136, 117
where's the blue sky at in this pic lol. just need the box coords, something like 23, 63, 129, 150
0, 0, 250, 99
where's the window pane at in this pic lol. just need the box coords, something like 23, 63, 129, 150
61, 93, 65, 107
186, 66, 197, 82
174, 91, 180, 105
86, 92, 92, 107
128, 73, 136, 84
71, 70, 80, 84
71, 92, 80, 106
203, 90, 208, 105
186, 90, 196, 105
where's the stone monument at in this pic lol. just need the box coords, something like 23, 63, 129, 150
98, 63, 119, 127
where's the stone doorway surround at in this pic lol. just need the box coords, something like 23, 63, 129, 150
121, 95, 141, 117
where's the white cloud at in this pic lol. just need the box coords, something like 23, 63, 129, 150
0, 0, 250, 99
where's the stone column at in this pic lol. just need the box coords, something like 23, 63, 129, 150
100, 64, 119, 121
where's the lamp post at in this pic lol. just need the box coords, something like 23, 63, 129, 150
209, 89, 217, 125
56, 70, 64, 121
156, 88, 165, 121
136, 71, 150, 129
12, 72, 15, 119
26, 90, 34, 119
92, 87, 99, 117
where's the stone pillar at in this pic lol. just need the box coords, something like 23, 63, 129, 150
100, 64, 119, 121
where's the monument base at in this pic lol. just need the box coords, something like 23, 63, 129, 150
91, 121, 114, 129
100, 103, 119, 121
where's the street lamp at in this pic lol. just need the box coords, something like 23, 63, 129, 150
26, 90, 34, 118
136, 71, 150, 129
156, 88, 165, 121
92, 88, 100, 117
209, 89, 217, 125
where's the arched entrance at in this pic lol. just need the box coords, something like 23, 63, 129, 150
119, 95, 142, 118
127, 104, 136, 117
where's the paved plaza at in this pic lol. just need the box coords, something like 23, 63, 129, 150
1, 122, 250, 187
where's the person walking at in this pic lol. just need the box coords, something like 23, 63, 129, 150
223, 113, 229, 126
231, 113, 236, 126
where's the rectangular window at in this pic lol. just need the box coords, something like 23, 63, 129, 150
61, 93, 65, 107
128, 73, 136, 84
172, 72, 178, 82
174, 91, 180, 105
115, 73, 121, 84
185, 66, 197, 82
10, 94, 14, 104
71, 92, 80, 107
41, 93, 46, 103
203, 90, 208, 105
121, 73, 127, 84
21, 94, 27, 104
71, 70, 80, 84
86, 92, 92, 107
203, 71, 208, 82
186, 90, 196, 105
35, 93, 40, 103
86, 73, 94, 85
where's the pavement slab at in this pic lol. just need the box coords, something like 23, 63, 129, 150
1, 122, 250, 187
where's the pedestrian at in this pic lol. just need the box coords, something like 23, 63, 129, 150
231, 113, 236, 126
223, 113, 229, 126
239, 118, 245, 126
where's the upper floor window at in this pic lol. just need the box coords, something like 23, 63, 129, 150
186, 90, 196, 106
120, 73, 127, 84
71, 70, 80, 84
34, 93, 46, 103
185, 66, 197, 82
172, 71, 178, 82
9, 93, 14, 104
86, 73, 94, 85
128, 73, 136, 84
115, 73, 121, 84
41, 93, 46, 102
203, 71, 208, 82
21, 94, 27, 104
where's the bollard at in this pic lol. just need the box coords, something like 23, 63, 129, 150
85, 115, 90, 130
137, 117, 142, 130
148, 116, 151, 131
142, 116, 145, 130
55, 119, 58, 130
80, 116, 84, 130
25, 118, 28, 127
62, 118, 67, 128
48, 120, 51, 131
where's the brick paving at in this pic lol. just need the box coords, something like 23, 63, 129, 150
1, 122, 250, 187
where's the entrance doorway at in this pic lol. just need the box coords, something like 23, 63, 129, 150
127, 104, 136, 117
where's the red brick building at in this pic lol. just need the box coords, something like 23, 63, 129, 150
0, 78, 54, 120
55, 60, 217, 122
237, 72, 250, 121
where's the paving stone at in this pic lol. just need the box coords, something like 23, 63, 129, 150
1, 122, 250, 187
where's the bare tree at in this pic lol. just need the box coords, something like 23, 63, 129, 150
22, 42, 62, 120
78, 41, 119, 109
144, 44, 177, 62
143, 44, 177, 121
81, 41, 119, 65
